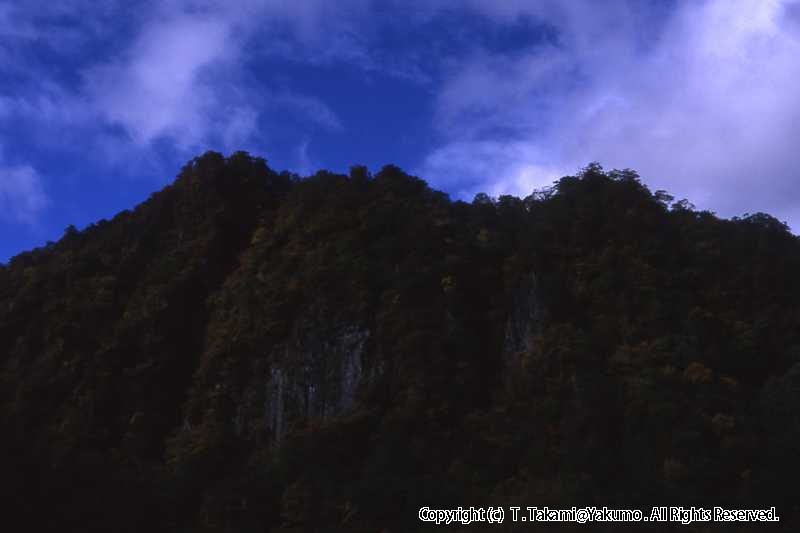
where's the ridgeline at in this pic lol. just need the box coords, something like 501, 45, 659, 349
2, 151, 799, 531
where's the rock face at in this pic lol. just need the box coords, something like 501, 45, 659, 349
227, 309, 375, 446
264, 322, 370, 442
503, 271, 546, 381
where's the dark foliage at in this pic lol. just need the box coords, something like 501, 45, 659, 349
1, 153, 798, 531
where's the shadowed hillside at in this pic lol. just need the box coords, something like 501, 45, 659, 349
1, 152, 799, 531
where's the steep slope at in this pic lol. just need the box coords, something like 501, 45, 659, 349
1, 154, 799, 532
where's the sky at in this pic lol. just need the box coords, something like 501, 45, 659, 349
2, 0, 800, 262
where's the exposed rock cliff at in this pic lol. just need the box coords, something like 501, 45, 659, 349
503, 271, 546, 390
256, 321, 370, 443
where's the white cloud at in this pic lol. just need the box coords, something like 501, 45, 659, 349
0, 163, 49, 226
292, 139, 317, 177
420, 140, 566, 200
84, 10, 245, 148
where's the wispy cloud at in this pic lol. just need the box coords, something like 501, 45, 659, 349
84, 11, 241, 148
0, 162, 49, 226
292, 139, 317, 177
1, 0, 351, 156
273, 93, 344, 131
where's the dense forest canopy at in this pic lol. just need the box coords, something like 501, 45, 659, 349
1, 151, 799, 532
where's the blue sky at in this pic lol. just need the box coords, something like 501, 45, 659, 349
2, 0, 800, 263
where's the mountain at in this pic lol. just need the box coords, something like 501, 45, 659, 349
1, 151, 799, 532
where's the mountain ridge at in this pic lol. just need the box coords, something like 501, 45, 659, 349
2, 152, 799, 531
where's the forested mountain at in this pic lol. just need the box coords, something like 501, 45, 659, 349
1, 151, 799, 532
